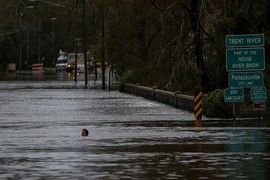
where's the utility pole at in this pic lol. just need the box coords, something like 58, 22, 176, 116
101, 8, 105, 90
50, 17, 56, 67
26, 26, 30, 70
74, 0, 78, 82
38, 17, 41, 63
83, 0, 88, 87
19, 12, 23, 74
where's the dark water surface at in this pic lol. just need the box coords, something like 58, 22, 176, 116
1, 80, 270, 179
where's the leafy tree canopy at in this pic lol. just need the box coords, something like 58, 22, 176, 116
1, 0, 270, 95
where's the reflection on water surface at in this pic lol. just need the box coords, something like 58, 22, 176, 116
0, 81, 270, 179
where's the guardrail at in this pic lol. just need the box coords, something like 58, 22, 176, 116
124, 83, 194, 112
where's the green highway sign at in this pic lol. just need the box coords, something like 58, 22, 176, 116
228, 72, 264, 87
224, 88, 244, 102
225, 34, 264, 47
251, 87, 267, 102
226, 48, 265, 71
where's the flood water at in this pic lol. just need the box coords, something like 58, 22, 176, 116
1, 79, 270, 179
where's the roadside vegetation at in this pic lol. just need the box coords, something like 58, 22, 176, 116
1, 0, 270, 117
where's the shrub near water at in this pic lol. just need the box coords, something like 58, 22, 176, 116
204, 89, 233, 118
44, 67, 56, 74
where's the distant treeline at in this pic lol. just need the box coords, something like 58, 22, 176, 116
1, 0, 270, 95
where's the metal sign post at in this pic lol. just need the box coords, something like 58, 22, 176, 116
253, 101, 265, 120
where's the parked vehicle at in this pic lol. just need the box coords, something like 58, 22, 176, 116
55, 51, 68, 72
67, 53, 85, 73
55, 51, 90, 73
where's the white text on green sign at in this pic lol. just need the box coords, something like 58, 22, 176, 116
225, 34, 264, 47
228, 72, 264, 87
226, 48, 265, 71
224, 88, 244, 102
251, 87, 267, 102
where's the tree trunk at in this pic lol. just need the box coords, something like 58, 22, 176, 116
190, 0, 210, 92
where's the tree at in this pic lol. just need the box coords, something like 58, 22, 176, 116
1, 0, 269, 98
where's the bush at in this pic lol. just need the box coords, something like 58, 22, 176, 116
44, 67, 56, 74
119, 69, 146, 91
203, 89, 234, 118
119, 70, 133, 92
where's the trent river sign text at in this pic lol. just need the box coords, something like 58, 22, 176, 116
225, 34, 264, 47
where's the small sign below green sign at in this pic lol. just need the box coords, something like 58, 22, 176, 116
253, 101, 266, 111
226, 48, 265, 71
251, 87, 267, 102
225, 34, 264, 47
228, 72, 264, 87
224, 88, 244, 102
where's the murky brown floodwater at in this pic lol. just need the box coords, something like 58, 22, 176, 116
1, 79, 270, 179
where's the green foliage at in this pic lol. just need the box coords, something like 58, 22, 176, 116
119, 69, 145, 92
119, 69, 147, 85
43, 67, 56, 74
120, 70, 137, 85
1, 0, 270, 103
203, 89, 233, 118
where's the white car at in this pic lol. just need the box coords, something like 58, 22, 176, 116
55, 55, 68, 72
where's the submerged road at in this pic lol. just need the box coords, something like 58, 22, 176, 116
0, 79, 270, 179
